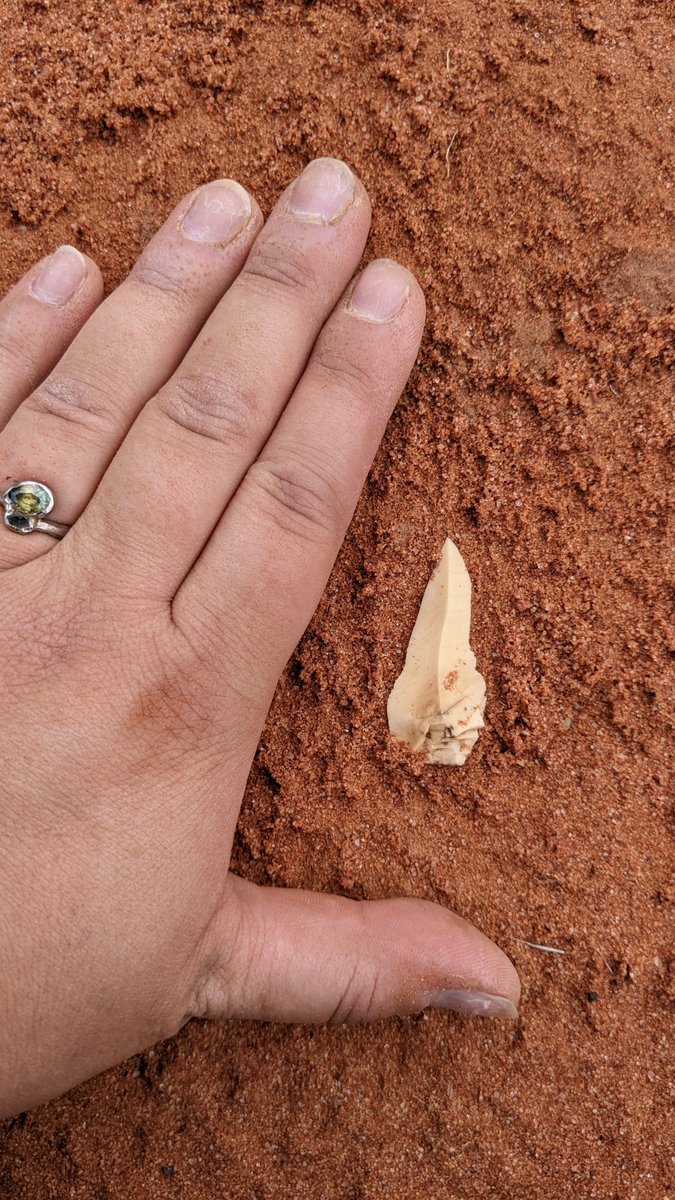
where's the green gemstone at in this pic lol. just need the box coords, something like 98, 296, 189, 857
7, 482, 52, 516
16, 492, 40, 514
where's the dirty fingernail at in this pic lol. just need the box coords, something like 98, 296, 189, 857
181, 180, 252, 244
287, 157, 355, 224
30, 245, 87, 306
426, 989, 519, 1020
347, 259, 411, 323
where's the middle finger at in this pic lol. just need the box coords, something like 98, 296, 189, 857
76, 158, 370, 595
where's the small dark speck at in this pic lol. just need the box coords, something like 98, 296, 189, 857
161, 1165, 176, 1177
587, 991, 599, 1002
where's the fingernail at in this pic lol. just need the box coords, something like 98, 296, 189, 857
425, 989, 519, 1020
287, 157, 356, 224
181, 180, 251, 244
347, 258, 411, 323
30, 245, 86, 306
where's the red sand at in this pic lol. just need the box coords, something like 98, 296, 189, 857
0, 2, 673, 1197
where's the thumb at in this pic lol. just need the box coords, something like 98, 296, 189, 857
192, 874, 520, 1025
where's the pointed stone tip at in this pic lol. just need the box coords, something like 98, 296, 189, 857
387, 539, 486, 766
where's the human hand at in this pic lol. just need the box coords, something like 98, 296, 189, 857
0, 158, 520, 1117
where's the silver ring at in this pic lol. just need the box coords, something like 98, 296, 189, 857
2, 481, 70, 540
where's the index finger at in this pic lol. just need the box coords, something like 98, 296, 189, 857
174, 257, 425, 716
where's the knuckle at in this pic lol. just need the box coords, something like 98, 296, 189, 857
310, 345, 377, 403
328, 968, 380, 1025
189, 882, 258, 1021
157, 369, 259, 447
129, 258, 192, 303
325, 904, 382, 1025
156, 367, 258, 448
0, 324, 36, 379
25, 371, 117, 435
240, 239, 317, 301
247, 454, 344, 544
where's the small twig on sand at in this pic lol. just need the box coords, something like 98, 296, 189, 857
517, 938, 566, 955
446, 48, 452, 74
445, 132, 458, 177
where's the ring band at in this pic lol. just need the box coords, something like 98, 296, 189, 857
2, 481, 70, 540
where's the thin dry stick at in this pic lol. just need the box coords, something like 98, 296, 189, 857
446, 48, 452, 73
517, 938, 566, 955
445, 131, 458, 177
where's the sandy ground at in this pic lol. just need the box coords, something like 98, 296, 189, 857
0, 1, 673, 1197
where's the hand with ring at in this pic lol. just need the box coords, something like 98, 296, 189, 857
0, 158, 520, 1117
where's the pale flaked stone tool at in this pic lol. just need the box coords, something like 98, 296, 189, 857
387, 538, 486, 765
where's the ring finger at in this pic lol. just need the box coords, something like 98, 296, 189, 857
0, 178, 263, 568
